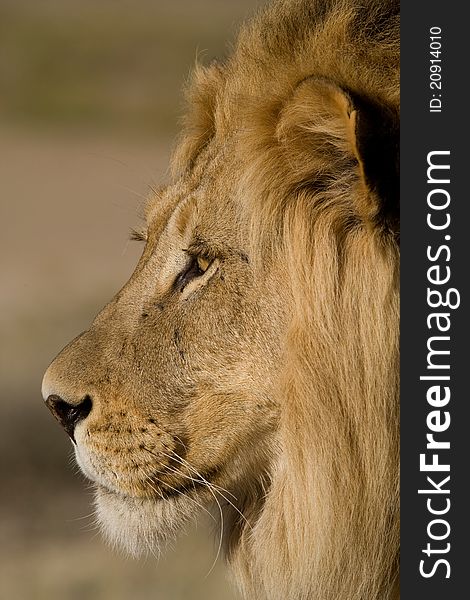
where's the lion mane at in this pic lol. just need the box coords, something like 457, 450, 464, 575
175, 1, 399, 598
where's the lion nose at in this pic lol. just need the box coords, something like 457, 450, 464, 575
45, 394, 92, 442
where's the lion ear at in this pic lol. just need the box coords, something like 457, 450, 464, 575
348, 94, 400, 233
277, 78, 399, 232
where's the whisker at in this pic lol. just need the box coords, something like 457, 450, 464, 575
203, 477, 224, 580
118, 184, 150, 203
151, 453, 227, 578
138, 462, 215, 522
169, 451, 238, 501
152, 459, 202, 491
137, 465, 192, 523
172, 434, 189, 452
89, 528, 105, 544
158, 449, 252, 531
141, 449, 216, 523
80, 521, 101, 534
158, 448, 237, 498
67, 511, 97, 522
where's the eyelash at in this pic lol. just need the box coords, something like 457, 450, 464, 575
129, 227, 147, 242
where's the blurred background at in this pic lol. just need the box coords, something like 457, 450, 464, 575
0, 1, 262, 598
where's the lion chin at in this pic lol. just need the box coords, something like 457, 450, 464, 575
94, 486, 192, 559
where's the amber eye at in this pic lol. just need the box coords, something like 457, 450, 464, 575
196, 255, 211, 273
174, 254, 213, 291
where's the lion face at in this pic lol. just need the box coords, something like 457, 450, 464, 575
42, 140, 289, 556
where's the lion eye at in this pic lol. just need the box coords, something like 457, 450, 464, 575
196, 256, 211, 273
174, 254, 214, 291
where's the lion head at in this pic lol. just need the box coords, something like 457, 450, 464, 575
42, 1, 400, 599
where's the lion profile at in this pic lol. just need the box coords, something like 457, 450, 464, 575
42, 1, 400, 599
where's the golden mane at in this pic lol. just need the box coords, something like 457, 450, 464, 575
174, 1, 400, 598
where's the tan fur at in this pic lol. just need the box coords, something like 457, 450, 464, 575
43, 1, 399, 598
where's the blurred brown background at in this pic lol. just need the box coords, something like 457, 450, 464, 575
0, 1, 261, 598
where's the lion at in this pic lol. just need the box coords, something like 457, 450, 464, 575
42, 1, 400, 598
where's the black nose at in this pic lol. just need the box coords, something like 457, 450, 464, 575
45, 394, 92, 442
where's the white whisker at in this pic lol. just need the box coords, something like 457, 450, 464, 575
138, 461, 214, 522
203, 476, 224, 580
158, 449, 252, 532
141, 448, 216, 522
